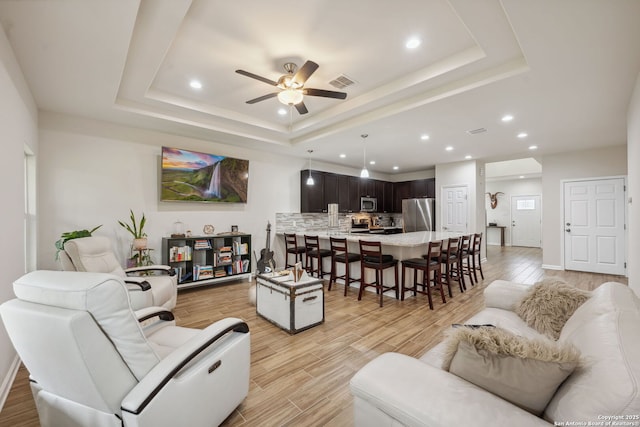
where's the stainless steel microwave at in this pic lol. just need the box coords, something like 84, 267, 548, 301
360, 197, 377, 212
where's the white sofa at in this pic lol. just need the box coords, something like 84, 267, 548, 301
350, 280, 640, 426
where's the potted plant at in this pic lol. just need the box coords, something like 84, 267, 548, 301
54, 225, 102, 259
118, 210, 147, 250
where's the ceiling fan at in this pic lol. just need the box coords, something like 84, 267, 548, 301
235, 60, 347, 115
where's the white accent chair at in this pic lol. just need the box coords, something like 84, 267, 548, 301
59, 236, 177, 310
0, 270, 250, 427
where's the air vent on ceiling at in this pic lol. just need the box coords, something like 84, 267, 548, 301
466, 127, 487, 135
329, 74, 356, 89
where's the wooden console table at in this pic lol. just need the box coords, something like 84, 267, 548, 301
486, 225, 506, 246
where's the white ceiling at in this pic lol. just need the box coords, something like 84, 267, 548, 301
1, 0, 639, 174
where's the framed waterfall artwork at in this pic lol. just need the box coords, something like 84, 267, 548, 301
160, 146, 249, 203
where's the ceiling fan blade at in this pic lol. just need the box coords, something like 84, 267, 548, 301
303, 88, 347, 99
236, 69, 278, 86
246, 93, 279, 104
295, 101, 309, 115
292, 60, 319, 86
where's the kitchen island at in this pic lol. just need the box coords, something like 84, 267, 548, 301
277, 230, 464, 299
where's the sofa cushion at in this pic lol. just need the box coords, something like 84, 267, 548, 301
420, 308, 543, 368
515, 278, 590, 340
442, 326, 580, 416
544, 282, 640, 423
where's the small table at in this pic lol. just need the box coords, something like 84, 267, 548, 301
486, 225, 506, 246
256, 271, 324, 334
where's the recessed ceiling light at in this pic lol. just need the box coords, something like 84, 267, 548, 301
369, 160, 375, 165
189, 80, 202, 89
517, 132, 528, 138
339, 153, 346, 158
393, 166, 399, 170
420, 134, 430, 141
277, 108, 287, 115
405, 37, 421, 49
501, 114, 514, 122
528, 145, 538, 150
519, 175, 525, 179
465, 155, 472, 159
445, 146, 453, 151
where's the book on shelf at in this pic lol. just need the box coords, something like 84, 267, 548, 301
233, 241, 249, 255
218, 251, 232, 264
169, 246, 192, 262
193, 265, 214, 280
193, 239, 212, 250
214, 269, 227, 277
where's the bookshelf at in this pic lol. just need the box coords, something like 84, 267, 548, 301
161, 234, 251, 289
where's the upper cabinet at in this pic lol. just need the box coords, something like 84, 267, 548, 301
301, 170, 434, 213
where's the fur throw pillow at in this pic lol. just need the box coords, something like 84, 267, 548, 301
515, 278, 591, 340
442, 326, 581, 415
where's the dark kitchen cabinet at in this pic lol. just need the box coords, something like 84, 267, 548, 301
375, 180, 394, 213
338, 175, 360, 213
392, 178, 435, 213
301, 169, 434, 214
359, 179, 375, 198
382, 181, 394, 213
348, 176, 361, 212
323, 173, 339, 206
300, 170, 325, 213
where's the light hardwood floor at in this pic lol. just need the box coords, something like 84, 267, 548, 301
0, 246, 628, 426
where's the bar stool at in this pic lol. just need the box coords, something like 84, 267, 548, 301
358, 240, 399, 307
469, 232, 484, 283
304, 235, 332, 278
435, 237, 464, 295
284, 233, 306, 269
401, 240, 444, 310
458, 234, 475, 288
328, 237, 361, 296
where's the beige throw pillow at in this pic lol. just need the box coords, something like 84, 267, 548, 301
442, 326, 580, 416
515, 278, 591, 340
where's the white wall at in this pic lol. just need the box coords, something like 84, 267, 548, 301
627, 73, 640, 293
0, 27, 38, 409
435, 160, 485, 235
38, 113, 304, 271
540, 145, 627, 269
485, 178, 542, 246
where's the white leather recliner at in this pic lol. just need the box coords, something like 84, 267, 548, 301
59, 236, 178, 310
0, 270, 251, 427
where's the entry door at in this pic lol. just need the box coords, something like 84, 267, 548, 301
441, 185, 468, 233
511, 195, 541, 247
563, 178, 626, 275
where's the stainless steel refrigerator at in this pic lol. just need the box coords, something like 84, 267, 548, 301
402, 198, 435, 232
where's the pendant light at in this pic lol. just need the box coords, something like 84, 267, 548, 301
306, 149, 315, 186
360, 134, 369, 178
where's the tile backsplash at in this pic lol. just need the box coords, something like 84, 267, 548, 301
275, 212, 403, 234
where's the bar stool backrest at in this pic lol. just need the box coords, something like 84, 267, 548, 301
330, 237, 348, 255
359, 240, 383, 263
304, 235, 321, 251
427, 240, 442, 260
444, 237, 460, 257
284, 233, 299, 249
472, 232, 483, 252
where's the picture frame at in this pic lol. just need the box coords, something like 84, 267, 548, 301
231, 225, 238, 233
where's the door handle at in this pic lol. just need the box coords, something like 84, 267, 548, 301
565, 228, 571, 232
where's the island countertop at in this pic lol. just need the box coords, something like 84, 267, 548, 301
278, 230, 463, 248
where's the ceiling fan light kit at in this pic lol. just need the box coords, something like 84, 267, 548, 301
236, 60, 347, 115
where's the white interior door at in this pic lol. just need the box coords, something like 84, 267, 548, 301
441, 185, 468, 233
511, 195, 541, 247
563, 178, 626, 275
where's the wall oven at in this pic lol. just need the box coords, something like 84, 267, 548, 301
360, 197, 377, 212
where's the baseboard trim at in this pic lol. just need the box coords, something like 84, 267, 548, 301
542, 264, 562, 270
0, 354, 21, 412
